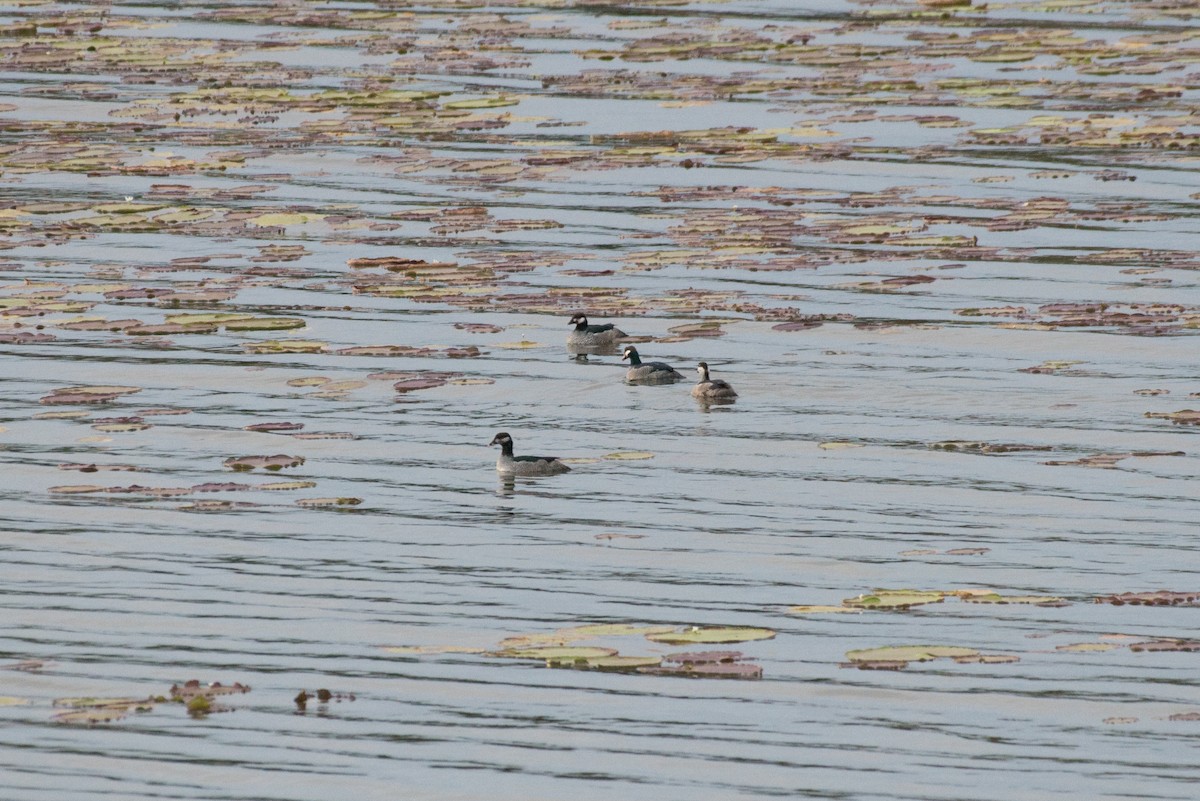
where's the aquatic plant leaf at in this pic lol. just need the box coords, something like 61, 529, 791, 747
180, 500, 260, 512
244, 422, 304, 433
1096, 591, 1200, 606
930, 441, 1053, 455
962, 593, 1069, 606
393, 377, 448, 393
1168, 712, 1200, 721
843, 660, 909, 671
248, 212, 324, 227
638, 662, 763, 679
646, 626, 775, 645
444, 96, 520, 109
52, 696, 155, 725
163, 313, 255, 326
258, 481, 317, 491
662, 651, 743, 664
169, 680, 251, 700
92, 422, 151, 433
296, 497, 362, 508
547, 655, 663, 671
1145, 410, 1200, 426
223, 454, 305, 471
1128, 640, 1200, 653
494, 646, 618, 660
243, 340, 328, 354
223, 317, 306, 332
845, 645, 979, 663
953, 654, 1021, 665
1044, 451, 1183, 468
554, 623, 677, 640
126, 323, 218, 336
40, 386, 141, 405
1057, 643, 1121, 653
843, 590, 946, 609
788, 605, 863, 615
602, 451, 654, 460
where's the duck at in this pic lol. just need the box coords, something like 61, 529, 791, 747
691, 361, 738, 401
489, 432, 571, 476
622, 345, 683, 384
567, 313, 627, 349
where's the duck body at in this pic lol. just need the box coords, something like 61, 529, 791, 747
489, 432, 571, 476
567, 313, 627, 349
622, 346, 683, 384
691, 361, 738, 400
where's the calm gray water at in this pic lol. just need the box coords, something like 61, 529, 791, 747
1, 0, 1199, 798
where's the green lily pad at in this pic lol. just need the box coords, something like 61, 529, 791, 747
962, 593, 1069, 606
843, 590, 947, 609
788, 605, 863, 615
243, 340, 328, 354
223, 317, 306, 332
444, 96, 520, 109
547, 655, 663, 671
495, 646, 618, 660
247, 212, 325, 227
845, 645, 980, 663
646, 626, 776, 645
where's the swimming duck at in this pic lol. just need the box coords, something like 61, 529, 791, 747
691, 361, 738, 400
622, 346, 683, 384
489, 432, 571, 476
568, 313, 627, 349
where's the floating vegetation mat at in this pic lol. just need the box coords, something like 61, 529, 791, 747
2, 0, 1198, 798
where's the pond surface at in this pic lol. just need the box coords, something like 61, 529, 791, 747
1, 0, 1199, 798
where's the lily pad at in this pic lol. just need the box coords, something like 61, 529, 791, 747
845, 645, 980, 664
223, 454, 305, 471
224, 317, 306, 332
646, 626, 775, 645
787, 605, 863, 615
495, 646, 619, 661
843, 590, 947, 610
639, 662, 763, 679
962, 593, 1069, 606
258, 480, 317, 491
1128, 640, 1200, 653
547, 655, 663, 671
52, 696, 155, 725
243, 340, 328, 354
1096, 591, 1200, 606
295, 497, 363, 508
